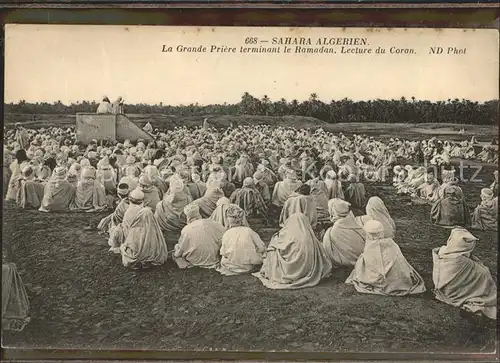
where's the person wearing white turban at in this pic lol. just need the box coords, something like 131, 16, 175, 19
322, 199, 366, 267
172, 203, 225, 269
471, 188, 497, 231
253, 213, 332, 290
217, 205, 266, 276
432, 227, 496, 320
346, 220, 426, 296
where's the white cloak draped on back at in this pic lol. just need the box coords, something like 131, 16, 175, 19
98, 199, 130, 234
39, 180, 75, 212
432, 227, 496, 319
323, 211, 366, 267
70, 179, 107, 212
193, 189, 225, 218
346, 236, 426, 296
279, 193, 317, 228
16, 180, 44, 209
355, 197, 396, 238
108, 203, 143, 248
210, 198, 249, 230
271, 179, 302, 207
253, 213, 332, 290
173, 219, 225, 269
154, 191, 193, 232
217, 226, 266, 276
120, 207, 169, 269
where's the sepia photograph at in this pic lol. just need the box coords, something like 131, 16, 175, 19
2, 24, 498, 354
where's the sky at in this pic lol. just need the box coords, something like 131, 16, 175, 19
4, 25, 499, 105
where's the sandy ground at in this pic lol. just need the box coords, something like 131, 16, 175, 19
2, 163, 497, 352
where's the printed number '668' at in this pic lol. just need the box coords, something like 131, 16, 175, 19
245, 37, 258, 44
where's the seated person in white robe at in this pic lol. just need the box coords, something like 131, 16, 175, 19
471, 188, 497, 231
6, 149, 31, 202
325, 170, 344, 200
119, 196, 169, 270
155, 176, 192, 232
217, 205, 266, 276
232, 154, 255, 186
344, 174, 367, 210
412, 170, 440, 204
96, 96, 112, 114
490, 170, 498, 196
172, 203, 225, 269
230, 177, 267, 218
193, 178, 225, 218
119, 165, 140, 192
430, 185, 470, 228
322, 199, 366, 267
98, 183, 130, 235
144, 165, 167, 199
252, 213, 332, 290
252, 171, 271, 205
346, 220, 426, 296
432, 227, 496, 320
255, 162, 277, 188
16, 166, 44, 210
69, 166, 107, 212
96, 156, 117, 196
186, 173, 206, 201
279, 184, 317, 228
108, 188, 145, 253
210, 197, 249, 230
306, 178, 330, 226
138, 174, 161, 213
271, 169, 302, 208
39, 167, 76, 212
355, 196, 396, 238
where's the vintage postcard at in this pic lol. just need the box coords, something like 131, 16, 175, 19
2, 24, 498, 355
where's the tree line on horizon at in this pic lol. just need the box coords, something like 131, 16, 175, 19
4, 93, 499, 125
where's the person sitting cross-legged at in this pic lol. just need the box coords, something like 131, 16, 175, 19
217, 205, 266, 276
346, 219, 426, 296
172, 203, 225, 269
